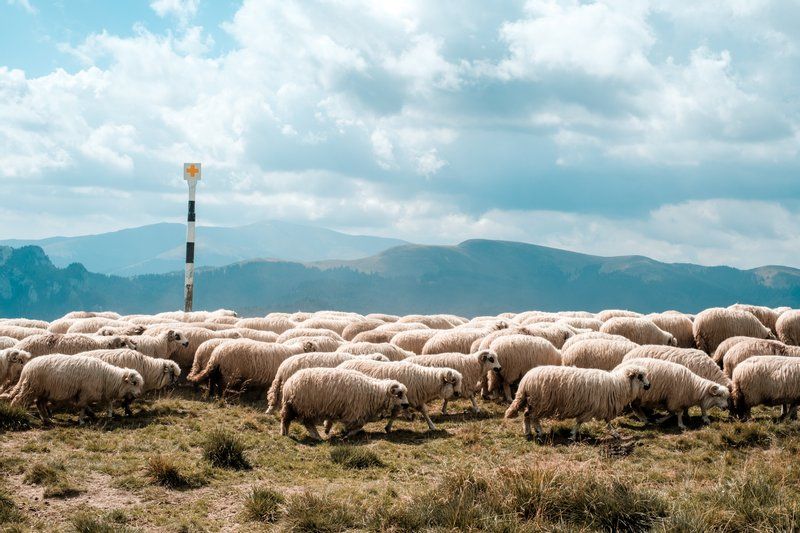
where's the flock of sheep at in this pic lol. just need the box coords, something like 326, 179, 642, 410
1, 303, 800, 441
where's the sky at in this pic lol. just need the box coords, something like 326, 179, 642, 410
1, 0, 799, 269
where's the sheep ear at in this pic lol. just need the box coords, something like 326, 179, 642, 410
711, 385, 725, 396
303, 341, 314, 352
624, 367, 638, 380
479, 350, 488, 362
123, 375, 130, 383
168, 330, 175, 340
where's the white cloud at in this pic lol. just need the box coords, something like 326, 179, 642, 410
150, 0, 198, 26
7, 0, 36, 14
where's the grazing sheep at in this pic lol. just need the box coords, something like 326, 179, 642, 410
96, 324, 147, 337
225, 328, 279, 343
0, 325, 47, 341
600, 317, 677, 346
351, 329, 397, 344
300, 317, 352, 336
187, 340, 309, 397
284, 336, 341, 352
66, 318, 131, 334
337, 342, 412, 361
422, 327, 495, 355
556, 317, 603, 331
622, 346, 730, 388
777, 310, 800, 346
81, 349, 181, 415
398, 315, 457, 329
693, 307, 774, 354
728, 304, 779, 334
519, 324, 574, 349
3, 354, 143, 424
15, 334, 135, 357
0, 319, 48, 329
712, 336, 755, 367
505, 365, 650, 440
365, 313, 400, 323
188, 338, 236, 382
596, 309, 643, 322
731, 356, 800, 420
0, 348, 31, 392
722, 339, 800, 379
236, 317, 297, 334
391, 329, 439, 355
266, 352, 389, 415
207, 316, 239, 325
561, 332, 634, 352
557, 311, 596, 319
647, 313, 695, 348
341, 319, 384, 341
407, 350, 501, 414
126, 331, 190, 359
277, 328, 344, 343
280, 368, 409, 440
0, 337, 18, 350
488, 335, 562, 402
561, 339, 639, 371
61, 311, 120, 320
338, 359, 463, 431
616, 358, 729, 429
143, 325, 241, 371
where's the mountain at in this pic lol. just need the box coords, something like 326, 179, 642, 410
0, 221, 407, 276
2, 240, 800, 320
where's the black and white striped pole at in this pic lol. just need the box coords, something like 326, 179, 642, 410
183, 162, 201, 312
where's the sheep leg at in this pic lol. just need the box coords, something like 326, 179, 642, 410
35, 398, 50, 424
323, 420, 333, 435
302, 421, 323, 441
419, 405, 437, 432
280, 404, 296, 436
788, 404, 799, 421
534, 419, 544, 438
469, 395, 481, 414
523, 408, 533, 441
123, 397, 133, 417
632, 405, 650, 424
440, 399, 449, 416
341, 424, 365, 439
700, 406, 710, 425
385, 406, 399, 433
676, 411, 686, 430
570, 422, 582, 441
503, 382, 513, 403
106, 402, 114, 419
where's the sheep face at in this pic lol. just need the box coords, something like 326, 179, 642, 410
440, 369, 463, 399
160, 361, 182, 388
110, 337, 136, 350
387, 382, 410, 409
121, 371, 144, 399
701, 384, 730, 413
478, 350, 502, 374
168, 331, 190, 348
1, 349, 30, 382
623, 366, 650, 394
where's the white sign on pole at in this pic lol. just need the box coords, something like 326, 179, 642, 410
184, 162, 202, 181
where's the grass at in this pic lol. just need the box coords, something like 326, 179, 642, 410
244, 487, 284, 523
0, 402, 31, 431
329, 445, 384, 469
201, 429, 251, 470
2, 387, 800, 530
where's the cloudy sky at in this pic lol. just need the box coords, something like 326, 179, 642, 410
2, 0, 799, 268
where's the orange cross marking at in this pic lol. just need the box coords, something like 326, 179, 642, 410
186, 164, 199, 177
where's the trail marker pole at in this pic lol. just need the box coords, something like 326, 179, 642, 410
183, 163, 201, 312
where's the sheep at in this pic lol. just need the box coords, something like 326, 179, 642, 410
600, 317, 676, 346
647, 313, 695, 348
712, 336, 755, 367
596, 309, 643, 322
66, 318, 131, 334
728, 303, 779, 334
280, 368, 410, 440
284, 336, 341, 352
398, 315, 457, 329
0, 319, 48, 329
471, 327, 530, 353
336, 342, 412, 361
722, 339, 800, 379
616, 358, 729, 429
557, 311, 596, 319
125, 331, 190, 360
561, 332, 634, 352
266, 352, 389, 415
774, 307, 792, 317
15, 334, 136, 357
561, 339, 640, 371
0, 325, 46, 341
189, 338, 236, 382
341, 319, 384, 341
207, 316, 239, 325
187, 340, 310, 397
622, 345, 730, 389
277, 328, 343, 343
300, 317, 352, 335
338, 359, 463, 432
504, 364, 650, 440
351, 329, 397, 344
488, 335, 562, 402
776, 310, 800, 346
0, 337, 18, 350
3, 354, 143, 424
731, 356, 800, 420
556, 317, 603, 331
407, 350, 501, 414
289, 311, 313, 322
693, 307, 774, 354
96, 324, 147, 337
366, 313, 400, 323
225, 328, 279, 343
0, 348, 31, 392
61, 311, 120, 320
422, 327, 500, 355
81, 349, 181, 415
143, 325, 241, 371
390, 329, 439, 355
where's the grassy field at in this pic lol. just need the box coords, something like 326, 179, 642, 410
1, 388, 799, 532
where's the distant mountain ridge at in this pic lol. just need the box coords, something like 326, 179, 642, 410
1, 240, 799, 320
0, 221, 407, 276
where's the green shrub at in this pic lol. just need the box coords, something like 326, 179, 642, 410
201, 430, 251, 470
244, 487, 284, 523
330, 446, 384, 469
0, 403, 30, 431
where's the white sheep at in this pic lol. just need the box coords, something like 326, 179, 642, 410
3, 354, 143, 424
66, 318, 132, 334
596, 309, 643, 322
126, 330, 190, 359
556, 317, 603, 331
561, 331, 634, 352
0, 336, 18, 350
712, 336, 756, 367
693, 307, 774, 354
266, 352, 389, 415
616, 358, 729, 429
338, 359, 463, 432
487, 335, 562, 402
504, 365, 650, 440
143, 325, 241, 370
647, 313, 695, 348
407, 350, 501, 414
622, 345, 730, 388
390, 329, 440, 355
277, 328, 343, 343
776, 310, 800, 346
236, 317, 297, 334
0, 348, 31, 392
731, 356, 800, 420
341, 319, 384, 341
336, 342, 412, 361
0, 325, 48, 340
561, 338, 639, 371
728, 303, 779, 334
722, 339, 800, 379
600, 317, 677, 346
365, 313, 400, 323
96, 324, 147, 337
0, 319, 48, 329
15, 333, 136, 357
280, 368, 409, 440
421, 326, 501, 355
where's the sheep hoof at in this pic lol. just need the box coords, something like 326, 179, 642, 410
525, 433, 533, 442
